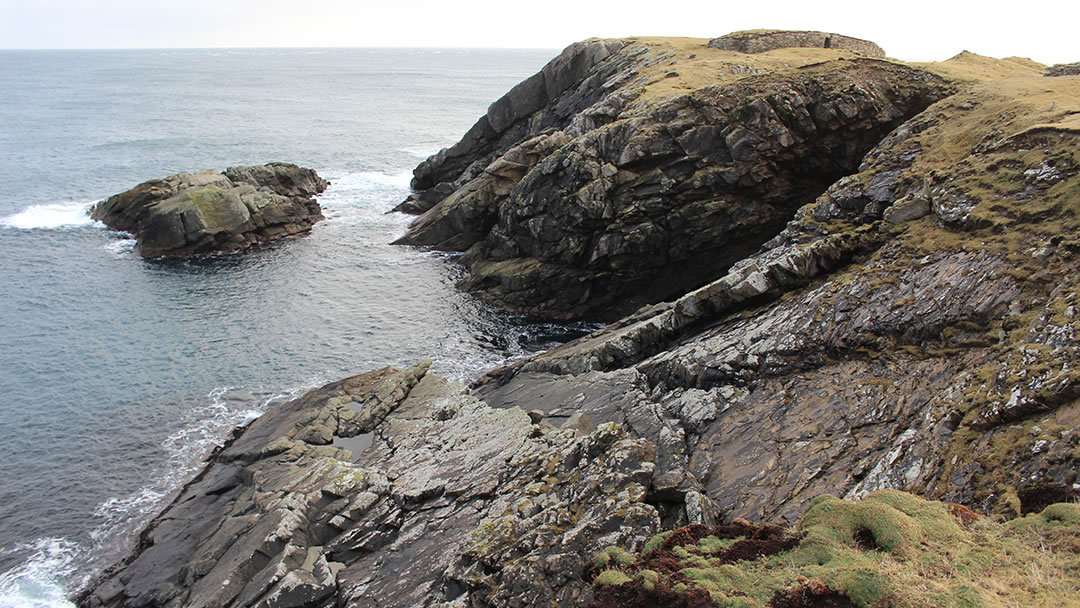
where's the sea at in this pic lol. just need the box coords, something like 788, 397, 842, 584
0, 47, 585, 607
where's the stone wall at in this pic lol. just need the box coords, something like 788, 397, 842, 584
1045, 62, 1080, 77
708, 30, 885, 57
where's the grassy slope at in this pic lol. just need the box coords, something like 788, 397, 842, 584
591, 491, 1080, 608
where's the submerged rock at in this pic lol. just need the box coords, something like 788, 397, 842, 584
90, 162, 327, 257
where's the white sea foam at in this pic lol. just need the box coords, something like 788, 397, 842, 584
0, 539, 80, 608
0, 202, 96, 230
0, 385, 309, 608
104, 238, 136, 257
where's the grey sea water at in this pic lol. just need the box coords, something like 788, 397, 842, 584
0, 47, 578, 606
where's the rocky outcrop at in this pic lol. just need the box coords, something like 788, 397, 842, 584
708, 30, 886, 57
475, 64, 1080, 523
91, 162, 327, 257
395, 37, 951, 320
78, 37, 1080, 608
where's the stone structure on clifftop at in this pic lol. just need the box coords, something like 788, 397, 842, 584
91, 162, 328, 258
708, 29, 886, 57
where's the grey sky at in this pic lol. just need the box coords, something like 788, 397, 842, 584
1, 0, 1076, 65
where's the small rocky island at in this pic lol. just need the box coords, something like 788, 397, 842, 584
91, 162, 328, 257
78, 32, 1080, 608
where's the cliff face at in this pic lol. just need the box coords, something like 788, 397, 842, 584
395, 38, 953, 320
78, 35, 1080, 608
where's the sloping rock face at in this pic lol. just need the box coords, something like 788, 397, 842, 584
395, 37, 951, 320
708, 30, 886, 57
91, 162, 327, 257
78, 363, 663, 608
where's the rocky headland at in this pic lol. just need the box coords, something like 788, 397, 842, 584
78, 32, 1080, 608
91, 162, 328, 257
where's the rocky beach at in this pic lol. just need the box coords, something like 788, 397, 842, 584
76, 32, 1080, 607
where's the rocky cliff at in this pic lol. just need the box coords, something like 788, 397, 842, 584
78, 34, 1080, 608
394, 37, 952, 320
91, 163, 327, 257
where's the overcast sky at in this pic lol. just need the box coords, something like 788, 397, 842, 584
1, 0, 1076, 65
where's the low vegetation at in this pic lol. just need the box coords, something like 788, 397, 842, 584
590, 490, 1080, 607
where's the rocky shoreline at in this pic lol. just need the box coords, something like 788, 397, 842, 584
77, 32, 1080, 607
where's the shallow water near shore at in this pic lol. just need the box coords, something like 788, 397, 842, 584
0, 47, 576, 606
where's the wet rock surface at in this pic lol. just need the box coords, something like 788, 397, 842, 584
90, 162, 327, 257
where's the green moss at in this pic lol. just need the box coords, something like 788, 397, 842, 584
1009, 502, 1080, 532
835, 569, 892, 607
683, 564, 750, 591
698, 535, 740, 554
607, 491, 1080, 606
642, 530, 672, 555
637, 569, 659, 592
593, 546, 638, 568
595, 569, 632, 586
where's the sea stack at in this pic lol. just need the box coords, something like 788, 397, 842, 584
91, 162, 328, 257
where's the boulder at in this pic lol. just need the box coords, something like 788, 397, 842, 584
90, 162, 328, 257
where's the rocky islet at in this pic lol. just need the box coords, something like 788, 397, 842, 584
90, 162, 328, 258
78, 32, 1080, 608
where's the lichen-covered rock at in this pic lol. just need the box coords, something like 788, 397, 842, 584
90, 162, 327, 257
475, 62, 1080, 523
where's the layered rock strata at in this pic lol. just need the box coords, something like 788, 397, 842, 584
91, 162, 327, 257
395, 37, 951, 320
78, 363, 664, 608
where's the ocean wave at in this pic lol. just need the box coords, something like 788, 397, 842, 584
0, 202, 96, 230
104, 238, 136, 257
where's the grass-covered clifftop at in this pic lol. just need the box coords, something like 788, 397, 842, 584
590, 491, 1080, 608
